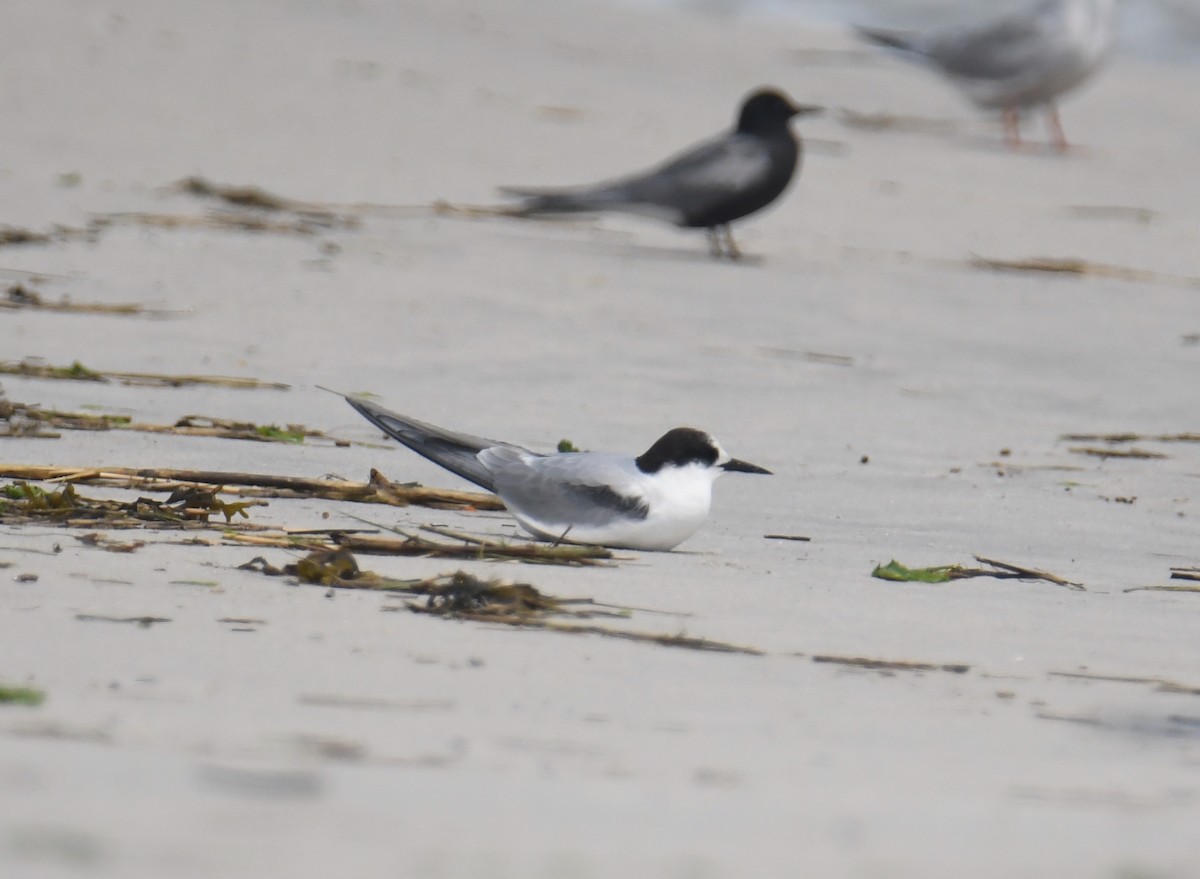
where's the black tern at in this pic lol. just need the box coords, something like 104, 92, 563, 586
501, 88, 820, 259
857, 0, 1114, 151
344, 395, 771, 551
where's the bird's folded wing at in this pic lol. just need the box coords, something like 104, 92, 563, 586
631, 135, 772, 203
480, 448, 650, 527
927, 8, 1060, 80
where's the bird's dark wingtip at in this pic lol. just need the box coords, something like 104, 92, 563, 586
853, 25, 916, 52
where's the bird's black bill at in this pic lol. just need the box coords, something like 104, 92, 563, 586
722, 458, 772, 475
790, 104, 823, 118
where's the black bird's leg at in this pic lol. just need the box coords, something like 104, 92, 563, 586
706, 227, 724, 259
720, 225, 742, 261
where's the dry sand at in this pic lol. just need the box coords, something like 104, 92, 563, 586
1, 1, 1198, 877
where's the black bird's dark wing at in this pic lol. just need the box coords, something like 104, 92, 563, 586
501, 132, 773, 226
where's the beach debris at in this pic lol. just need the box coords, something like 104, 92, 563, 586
76, 533, 145, 553
1060, 432, 1199, 444
557, 438, 581, 453
1125, 570, 1200, 594
295, 693, 451, 712
0, 283, 158, 316
0, 227, 53, 247
446, 617, 765, 655
812, 655, 970, 674
754, 346, 855, 366
164, 176, 358, 232
1065, 205, 1157, 224
243, 550, 759, 654
0, 480, 261, 529
0, 358, 289, 390
15, 572, 38, 582
97, 210, 352, 237
0, 466, 502, 512
836, 108, 959, 136
1068, 446, 1168, 460
74, 614, 171, 627
242, 549, 602, 604
873, 556, 1081, 589
430, 200, 515, 219
1124, 585, 1200, 595
0, 685, 45, 706
764, 533, 811, 542
1, 403, 347, 444
175, 176, 296, 211
970, 255, 1200, 289
229, 524, 612, 567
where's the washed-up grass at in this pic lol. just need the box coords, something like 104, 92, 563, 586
1125, 570, 1200, 594
0, 465, 502, 512
0, 481, 261, 529
812, 655, 970, 674
835, 109, 960, 136
1, 284, 162, 315
1068, 446, 1168, 460
242, 549, 759, 654
0, 227, 53, 247
226, 526, 612, 567
1060, 432, 1200, 444
95, 210, 355, 237
1, 403, 346, 445
74, 614, 171, 627
0, 359, 289, 390
873, 556, 1081, 590
970, 255, 1200, 289
1124, 585, 1200, 594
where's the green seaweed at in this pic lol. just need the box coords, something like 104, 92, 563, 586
255, 424, 306, 444
872, 560, 960, 583
0, 685, 45, 706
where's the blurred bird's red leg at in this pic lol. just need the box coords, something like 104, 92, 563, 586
1003, 106, 1022, 150
1047, 103, 1069, 152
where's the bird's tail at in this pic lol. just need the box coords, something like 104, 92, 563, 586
497, 186, 607, 217
854, 25, 924, 56
343, 395, 501, 492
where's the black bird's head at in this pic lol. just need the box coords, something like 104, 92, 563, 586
735, 88, 822, 135
635, 427, 772, 477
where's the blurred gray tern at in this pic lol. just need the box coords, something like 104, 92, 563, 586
501, 88, 820, 259
344, 395, 771, 551
856, 0, 1114, 151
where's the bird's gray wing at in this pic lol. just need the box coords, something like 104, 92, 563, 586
479, 448, 650, 528
502, 134, 771, 221
344, 396, 530, 492
925, 1, 1064, 80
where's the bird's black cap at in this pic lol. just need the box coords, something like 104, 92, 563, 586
635, 427, 771, 475
736, 88, 822, 134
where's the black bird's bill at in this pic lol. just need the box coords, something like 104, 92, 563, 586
722, 457, 772, 475
788, 103, 823, 118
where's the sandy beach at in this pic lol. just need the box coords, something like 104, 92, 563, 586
2, 1, 1198, 876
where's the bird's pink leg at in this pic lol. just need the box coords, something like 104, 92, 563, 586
1047, 103, 1069, 152
1003, 106, 1022, 151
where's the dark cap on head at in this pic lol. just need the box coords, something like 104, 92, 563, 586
636, 427, 771, 475
736, 88, 822, 134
